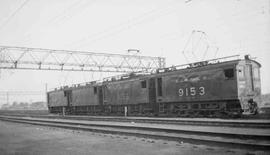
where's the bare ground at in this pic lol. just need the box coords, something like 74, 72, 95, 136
0, 120, 268, 155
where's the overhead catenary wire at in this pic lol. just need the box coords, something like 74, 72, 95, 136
0, 0, 30, 32
20, 0, 98, 45
47, 0, 97, 27
47, 0, 83, 24
51, 0, 97, 26
60, 0, 267, 51
67, 0, 184, 48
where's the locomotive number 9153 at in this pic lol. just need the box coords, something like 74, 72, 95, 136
178, 87, 205, 96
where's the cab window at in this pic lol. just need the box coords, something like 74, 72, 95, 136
93, 87, 97, 94
157, 77, 162, 96
253, 67, 259, 79
141, 80, 147, 88
224, 68, 234, 79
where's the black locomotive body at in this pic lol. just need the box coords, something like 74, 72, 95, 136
47, 56, 261, 117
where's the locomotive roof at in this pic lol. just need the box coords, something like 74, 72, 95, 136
48, 55, 260, 92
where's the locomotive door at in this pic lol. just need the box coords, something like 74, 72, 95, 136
148, 78, 157, 114
98, 86, 103, 105
64, 90, 72, 113
64, 90, 72, 107
247, 64, 254, 92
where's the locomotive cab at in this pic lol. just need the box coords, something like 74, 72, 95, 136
237, 55, 261, 114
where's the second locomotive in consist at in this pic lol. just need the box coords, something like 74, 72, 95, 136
47, 55, 261, 117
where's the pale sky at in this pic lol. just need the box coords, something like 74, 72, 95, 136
0, 0, 269, 105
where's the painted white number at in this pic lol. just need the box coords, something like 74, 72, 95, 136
190, 87, 196, 96
178, 89, 184, 96
199, 87, 205, 95
178, 86, 205, 96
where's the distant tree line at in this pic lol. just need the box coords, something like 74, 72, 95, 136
1, 101, 47, 110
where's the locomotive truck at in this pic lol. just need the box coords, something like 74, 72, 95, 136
47, 55, 261, 117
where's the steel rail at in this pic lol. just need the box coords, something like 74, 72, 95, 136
1, 113, 269, 128
0, 115, 269, 150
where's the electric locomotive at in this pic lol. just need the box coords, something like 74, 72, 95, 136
47, 55, 261, 117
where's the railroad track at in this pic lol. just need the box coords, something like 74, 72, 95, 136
1, 113, 270, 128
0, 115, 269, 151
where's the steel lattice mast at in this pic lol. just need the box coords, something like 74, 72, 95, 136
0, 46, 165, 73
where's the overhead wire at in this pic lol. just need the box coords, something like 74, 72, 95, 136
51, 0, 97, 26
185, 1, 267, 60
49, 0, 86, 24
47, 0, 84, 26
0, 0, 30, 32
67, 0, 183, 48
16, 0, 83, 46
